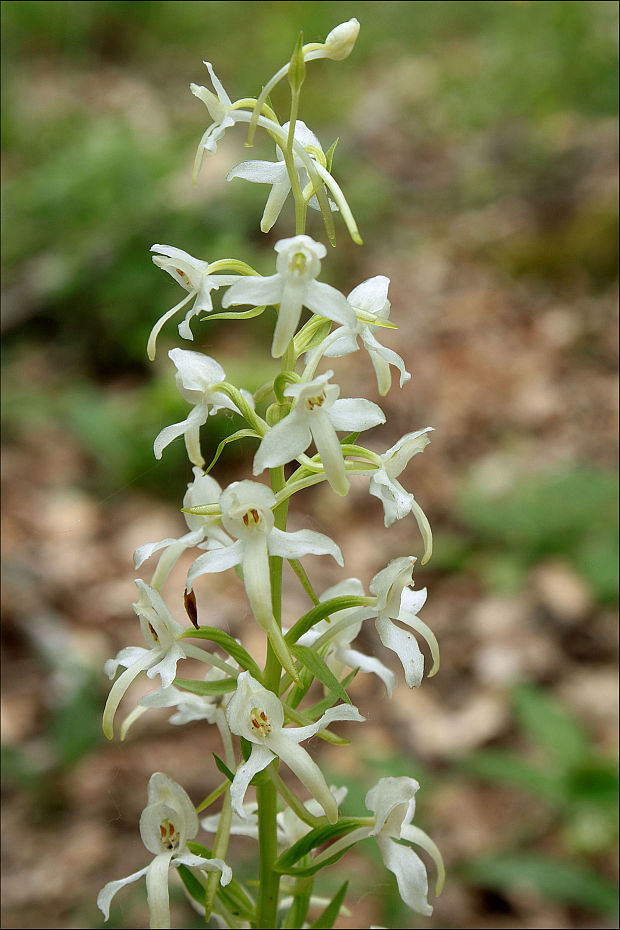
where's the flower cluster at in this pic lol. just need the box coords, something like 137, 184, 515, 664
100, 19, 443, 930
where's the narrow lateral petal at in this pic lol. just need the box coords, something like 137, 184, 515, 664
97, 866, 149, 920
376, 836, 432, 917
186, 539, 244, 590
329, 397, 385, 431
268, 527, 344, 565
222, 274, 282, 308
268, 733, 338, 822
253, 415, 312, 474
375, 616, 425, 689
230, 745, 274, 818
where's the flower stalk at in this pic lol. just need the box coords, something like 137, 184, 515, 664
99, 19, 444, 930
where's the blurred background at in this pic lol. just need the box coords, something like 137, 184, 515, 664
1, 2, 618, 928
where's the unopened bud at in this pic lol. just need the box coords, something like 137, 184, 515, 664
288, 31, 306, 93
323, 18, 360, 61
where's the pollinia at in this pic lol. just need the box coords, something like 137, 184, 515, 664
99, 19, 444, 930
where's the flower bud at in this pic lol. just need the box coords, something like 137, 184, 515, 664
288, 31, 306, 93
323, 18, 360, 61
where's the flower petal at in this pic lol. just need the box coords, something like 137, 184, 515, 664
328, 398, 385, 432
153, 404, 208, 462
338, 646, 396, 696
222, 274, 283, 309
267, 527, 344, 565
230, 745, 275, 818
304, 280, 353, 326
376, 835, 432, 916
375, 616, 424, 689
268, 732, 338, 822
253, 414, 312, 475
146, 852, 174, 929
186, 539, 244, 590
97, 865, 149, 920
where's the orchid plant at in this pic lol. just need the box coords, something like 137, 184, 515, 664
100, 19, 444, 930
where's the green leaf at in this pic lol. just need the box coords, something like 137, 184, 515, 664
305, 670, 358, 717
181, 627, 263, 680
274, 819, 361, 874
293, 316, 332, 355
200, 304, 267, 323
173, 676, 237, 696
177, 863, 207, 906
324, 138, 339, 174
290, 644, 352, 704
513, 684, 589, 768
308, 880, 348, 929
213, 754, 235, 784
286, 596, 375, 645
216, 878, 256, 922
463, 853, 619, 916
202, 428, 261, 474
460, 749, 564, 803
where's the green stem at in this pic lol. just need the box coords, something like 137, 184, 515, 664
256, 465, 289, 928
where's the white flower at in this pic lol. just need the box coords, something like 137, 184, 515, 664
369, 558, 439, 689
225, 672, 364, 822
134, 468, 231, 591
153, 348, 253, 467
97, 773, 231, 929
148, 245, 238, 359
190, 62, 236, 174
186, 480, 343, 634
201, 786, 348, 845
365, 777, 444, 917
253, 370, 385, 496
222, 235, 355, 358
227, 121, 336, 233
298, 579, 395, 695
321, 18, 360, 60
320, 276, 411, 395
102, 581, 209, 739
368, 428, 434, 562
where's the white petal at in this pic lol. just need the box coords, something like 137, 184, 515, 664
304, 280, 353, 326
328, 398, 385, 432
226, 159, 286, 184
321, 329, 360, 357
285, 703, 365, 744
253, 414, 312, 474
105, 646, 150, 678
222, 274, 283, 308
268, 527, 344, 565
241, 534, 275, 631
261, 178, 293, 233
368, 471, 414, 526
268, 732, 338, 822
365, 775, 419, 833
230, 745, 275, 818
348, 275, 390, 313
169, 348, 226, 392
103, 650, 159, 739
272, 275, 306, 357
134, 529, 204, 570
376, 835, 432, 916
97, 865, 149, 920
375, 616, 424, 689
146, 642, 187, 689
362, 330, 411, 389
338, 646, 396, 696
153, 405, 208, 462
173, 852, 232, 886
186, 539, 244, 590
146, 852, 174, 929
309, 409, 349, 496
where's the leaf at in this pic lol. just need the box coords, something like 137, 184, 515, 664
203, 428, 261, 474
463, 853, 619, 916
200, 304, 267, 323
274, 820, 360, 874
513, 684, 589, 768
460, 750, 564, 803
285, 596, 375, 645
213, 754, 235, 784
290, 644, 352, 704
305, 670, 358, 717
174, 676, 237, 696
308, 880, 348, 929
181, 627, 263, 680
177, 863, 207, 906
